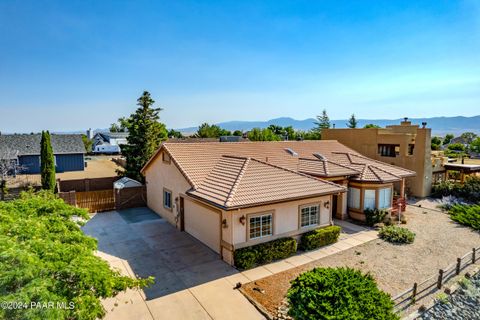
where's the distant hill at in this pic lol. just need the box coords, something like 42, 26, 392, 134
178, 116, 480, 136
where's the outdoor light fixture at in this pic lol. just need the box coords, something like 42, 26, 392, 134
324, 201, 330, 209
239, 215, 246, 225
222, 219, 228, 229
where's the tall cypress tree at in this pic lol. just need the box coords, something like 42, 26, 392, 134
121, 91, 168, 182
40, 131, 56, 191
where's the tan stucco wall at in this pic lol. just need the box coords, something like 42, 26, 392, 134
323, 124, 432, 197
144, 151, 191, 225
227, 195, 333, 249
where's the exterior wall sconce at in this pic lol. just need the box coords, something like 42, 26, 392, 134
324, 201, 330, 209
222, 219, 228, 229
239, 215, 246, 225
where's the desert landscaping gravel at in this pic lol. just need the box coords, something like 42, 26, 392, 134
242, 203, 480, 317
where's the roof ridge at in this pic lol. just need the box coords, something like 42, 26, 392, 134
251, 158, 346, 190
369, 164, 402, 179
336, 152, 416, 175
224, 157, 250, 207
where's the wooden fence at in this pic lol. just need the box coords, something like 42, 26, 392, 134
392, 247, 479, 312
75, 190, 115, 212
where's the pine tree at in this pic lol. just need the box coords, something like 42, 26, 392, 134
40, 131, 56, 191
314, 109, 331, 135
347, 114, 358, 128
121, 91, 168, 182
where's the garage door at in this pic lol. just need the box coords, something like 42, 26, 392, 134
184, 199, 221, 253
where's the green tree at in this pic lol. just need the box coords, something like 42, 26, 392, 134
288, 267, 398, 320
314, 109, 330, 134
167, 129, 183, 139
443, 133, 454, 145
296, 130, 321, 140
232, 130, 243, 136
0, 191, 153, 320
121, 91, 168, 182
460, 132, 477, 145
347, 114, 358, 128
364, 123, 381, 128
82, 134, 93, 152
431, 136, 443, 151
283, 126, 296, 140
470, 137, 480, 153
109, 117, 129, 132
247, 128, 281, 141
196, 123, 231, 138
40, 131, 56, 191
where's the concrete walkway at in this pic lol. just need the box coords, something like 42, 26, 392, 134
83, 209, 377, 320
238, 220, 379, 283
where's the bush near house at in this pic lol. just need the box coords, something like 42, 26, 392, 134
432, 176, 480, 203
379, 225, 415, 244
364, 208, 387, 227
287, 267, 399, 320
299, 226, 341, 251
448, 204, 480, 231
0, 191, 153, 320
234, 237, 297, 269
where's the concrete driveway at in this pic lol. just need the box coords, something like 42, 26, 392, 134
82, 208, 263, 320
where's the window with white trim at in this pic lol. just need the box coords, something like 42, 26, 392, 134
163, 189, 172, 209
300, 204, 320, 227
347, 187, 360, 209
364, 189, 376, 210
378, 187, 392, 209
249, 214, 272, 239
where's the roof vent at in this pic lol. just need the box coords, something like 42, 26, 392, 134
285, 148, 298, 157
313, 153, 326, 161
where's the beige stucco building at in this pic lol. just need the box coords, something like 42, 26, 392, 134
141, 141, 415, 265
322, 119, 432, 198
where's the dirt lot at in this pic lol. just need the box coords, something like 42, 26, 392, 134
7, 156, 123, 188
242, 203, 480, 316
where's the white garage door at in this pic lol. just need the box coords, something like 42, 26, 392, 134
184, 199, 221, 253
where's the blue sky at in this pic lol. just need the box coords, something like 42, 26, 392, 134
0, 0, 479, 132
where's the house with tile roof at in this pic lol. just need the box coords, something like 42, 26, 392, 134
0, 133, 86, 174
141, 140, 415, 264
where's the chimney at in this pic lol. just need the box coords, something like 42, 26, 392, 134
86, 128, 94, 139
422, 122, 427, 128
332, 124, 336, 129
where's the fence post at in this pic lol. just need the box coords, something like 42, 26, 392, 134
437, 269, 444, 289
456, 258, 461, 275
412, 283, 417, 302
473, 248, 477, 264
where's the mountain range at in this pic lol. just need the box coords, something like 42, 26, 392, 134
178, 116, 480, 136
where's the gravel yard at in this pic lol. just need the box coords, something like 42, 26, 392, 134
242, 203, 480, 317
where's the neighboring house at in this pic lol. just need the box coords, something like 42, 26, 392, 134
322, 118, 431, 197
0, 134, 86, 174
92, 132, 128, 154
141, 141, 414, 265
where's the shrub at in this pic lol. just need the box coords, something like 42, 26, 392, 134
432, 176, 480, 203
299, 226, 341, 251
0, 191, 153, 320
379, 225, 415, 244
287, 267, 399, 320
364, 208, 387, 226
448, 204, 480, 231
233, 237, 297, 269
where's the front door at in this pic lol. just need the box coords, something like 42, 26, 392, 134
179, 196, 185, 231
332, 195, 338, 218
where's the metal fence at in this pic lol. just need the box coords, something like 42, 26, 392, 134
393, 247, 479, 312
